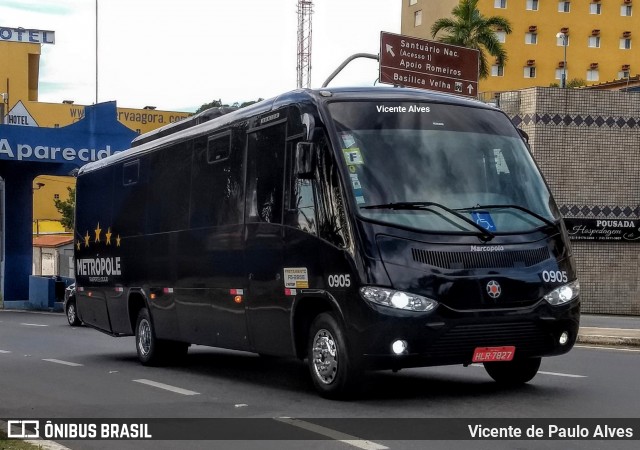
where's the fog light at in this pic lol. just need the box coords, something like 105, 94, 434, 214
392, 340, 408, 355
559, 331, 569, 345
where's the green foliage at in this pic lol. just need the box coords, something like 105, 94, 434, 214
431, 0, 512, 79
53, 186, 75, 231
195, 98, 264, 114
549, 78, 587, 88
567, 78, 586, 88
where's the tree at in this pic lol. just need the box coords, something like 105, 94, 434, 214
54, 186, 75, 231
195, 98, 264, 114
431, 0, 512, 79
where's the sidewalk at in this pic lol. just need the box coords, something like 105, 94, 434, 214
578, 314, 640, 347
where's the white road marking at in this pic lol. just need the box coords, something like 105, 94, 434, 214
21, 323, 48, 327
0, 350, 11, 354
471, 363, 586, 378
133, 379, 200, 396
576, 344, 640, 353
43, 359, 83, 367
276, 417, 388, 450
538, 371, 587, 378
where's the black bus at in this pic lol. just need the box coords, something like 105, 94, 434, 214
74, 87, 580, 398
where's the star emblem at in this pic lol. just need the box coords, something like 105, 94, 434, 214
116, 234, 121, 247
94, 223, 102, 243
84, 231, 90, 247
105, 227, 112, 245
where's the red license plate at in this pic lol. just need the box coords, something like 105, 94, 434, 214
472, 346, 516, 362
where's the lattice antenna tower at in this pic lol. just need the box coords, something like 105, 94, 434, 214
296, 0, 313, 88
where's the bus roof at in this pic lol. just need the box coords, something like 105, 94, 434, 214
78, 87, 493, 176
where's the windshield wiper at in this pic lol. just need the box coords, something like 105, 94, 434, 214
361, 201, 495, 241
457, 204, 556, 228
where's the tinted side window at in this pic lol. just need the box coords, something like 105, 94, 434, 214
146, 142, 191, 233
113, 158, 148, 235
315, 135, 350, 248
246, 123, 286, 223
286, 141, 317, 235
190, 131, 244, 228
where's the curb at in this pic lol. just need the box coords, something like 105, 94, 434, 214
577, 334, 640, 347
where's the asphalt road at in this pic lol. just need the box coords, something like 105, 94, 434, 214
1, 310, 639, 450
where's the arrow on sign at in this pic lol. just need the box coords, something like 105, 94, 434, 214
386, 44, 395, 57
467, 84, 475, 94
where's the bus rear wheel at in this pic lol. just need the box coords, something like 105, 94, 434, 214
307, 312, 362, 399
483, 357, 541, 385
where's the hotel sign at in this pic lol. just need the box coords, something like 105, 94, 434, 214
0, 27, 55, 44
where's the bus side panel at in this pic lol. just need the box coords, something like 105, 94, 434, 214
75, 167, 115, 333
174, 226, 248, 349
141, 144, 192, 340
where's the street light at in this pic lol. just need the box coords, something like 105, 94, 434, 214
556, 32, 568, 88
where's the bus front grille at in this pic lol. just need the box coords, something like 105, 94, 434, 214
411, 247, 550, 270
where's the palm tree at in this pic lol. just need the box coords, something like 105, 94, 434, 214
431, 0, 512, 79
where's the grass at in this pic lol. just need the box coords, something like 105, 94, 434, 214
0, 429, 45, 450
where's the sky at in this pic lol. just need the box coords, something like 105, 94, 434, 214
1, 0, 401, 112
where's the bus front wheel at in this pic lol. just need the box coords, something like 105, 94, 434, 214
483, 357, 541, 385
307, 312, 361, 399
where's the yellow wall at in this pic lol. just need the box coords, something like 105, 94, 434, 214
401, 0, 640, 95
0, 41, 41, 102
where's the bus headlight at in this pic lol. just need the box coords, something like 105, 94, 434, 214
543, 280, 580, 306
360, 287, 438, 312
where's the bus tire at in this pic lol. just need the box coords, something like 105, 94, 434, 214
135, 307, 167, 366
307, 312, 362, 399
483, 357, 541, 385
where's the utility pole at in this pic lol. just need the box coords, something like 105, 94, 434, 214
296, 1, 313, 89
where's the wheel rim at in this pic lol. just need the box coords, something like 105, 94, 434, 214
138, 318, 152, 357
67, 304, 76, 324
312, 328, 338, 385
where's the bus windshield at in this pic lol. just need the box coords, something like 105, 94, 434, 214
327, 101, 559, 234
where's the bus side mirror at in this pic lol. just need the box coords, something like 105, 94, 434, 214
302, 113, 315, 141
295, 142, 315, 179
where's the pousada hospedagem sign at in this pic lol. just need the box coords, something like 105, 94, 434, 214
564, 218, 640, 242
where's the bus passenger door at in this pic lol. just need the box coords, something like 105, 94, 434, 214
244, 121, 291, 356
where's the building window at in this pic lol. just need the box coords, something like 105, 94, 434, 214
526, 0, 539, 11
621, 5, 632, 16
590, 3, 601, 14
53, 194, 60, 200
586, 69, 599, 82
620, 38, 632, 49
524, 66, 536, 78
618, 70, 631, 79
555, 68, 568, 80
588, 36, 600, 48
525, 33, 538, 44
491, 65, 504, 76
494, 0, 507, 8
409, 0, 418, 5
414, 10, 422, 26
558, 1, 571, 13
495, 31, 506, 43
